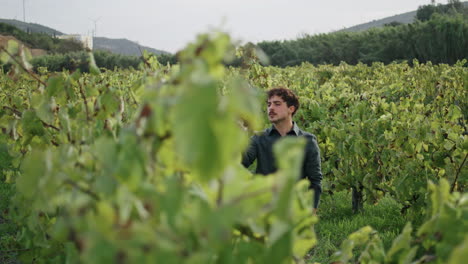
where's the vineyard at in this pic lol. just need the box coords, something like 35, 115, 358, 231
0, 33, 467, 263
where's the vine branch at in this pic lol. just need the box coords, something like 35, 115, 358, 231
64, 179, 100, 201
78, 79, 90, 122
451, 152, 467, 193
216, 178, 224, 207
3, 106, 60, 131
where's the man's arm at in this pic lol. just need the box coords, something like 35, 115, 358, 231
304, 134, 323, 209
242, 135, 258, 168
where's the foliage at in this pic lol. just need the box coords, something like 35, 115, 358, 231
27, 50, 176, 72
93, 50, 142, 70
1, 33, 317, 263
155, 52, 178, 65
307, 191, 412, 263
0, 31, 467, 263
30, 50, 143, 72
257, 14, 468, 67
30, 51, 93, 72
331, 179, 468, 264
241, 58, 467, 216
416, 0, 467, 22
0, 181, 20, 264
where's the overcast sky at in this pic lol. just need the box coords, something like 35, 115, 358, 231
1, 0, 444, 53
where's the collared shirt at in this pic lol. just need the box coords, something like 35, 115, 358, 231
242, 122, 323, 208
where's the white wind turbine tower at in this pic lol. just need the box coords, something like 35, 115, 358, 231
22, 0, 27, 22
91, 17, 102, 37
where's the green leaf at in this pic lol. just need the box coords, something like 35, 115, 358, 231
448, 235, 468, 264
0, 143, 14, 172
7, 40, 19, 55
448, 105, 462, 121
264, 226, 292, 264
98, 92, 119, 118
172, 79, 243, 181
47, 76, 65, 97
65, 242, 80, 264
36, 99, 55, 125
444, 140, 455, 151
21, 110, 45, 137
17, 151, 45, 198
0, 50, 10, 64
386, 223, 413, 261
333, 226, 376, 263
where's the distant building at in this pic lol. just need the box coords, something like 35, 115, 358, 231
57, 34, 93, 50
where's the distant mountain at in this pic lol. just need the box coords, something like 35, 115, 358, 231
93, 37, 168, 56
338, 11, 416, 32
338, 1, 468, 32
0, 18, 169, 55
0, 19, 63, 35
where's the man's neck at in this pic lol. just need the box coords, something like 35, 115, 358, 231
273, 119, 294, 137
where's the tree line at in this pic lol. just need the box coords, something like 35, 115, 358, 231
416, 0, 468, 21
28, 50, 176, 72
256, 2, 467, 67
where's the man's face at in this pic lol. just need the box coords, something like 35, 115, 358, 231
267, 95, 295, 124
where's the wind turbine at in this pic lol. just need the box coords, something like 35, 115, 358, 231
90, 17, 102, 37
22, 0, 26, 22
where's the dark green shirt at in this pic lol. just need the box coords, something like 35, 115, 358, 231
242, 122, 322, 208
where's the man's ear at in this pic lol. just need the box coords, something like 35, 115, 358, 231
289, 105, 295, 114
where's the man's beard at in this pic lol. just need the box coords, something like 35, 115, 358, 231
270, 115, 286, 124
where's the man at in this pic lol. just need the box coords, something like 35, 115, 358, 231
242, 87, 322, 212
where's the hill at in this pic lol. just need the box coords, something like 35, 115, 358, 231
0, 19, 169, 55
339, 1, 468, 32
93, 37, 168, 56
338, 11, 416, 32
0, 19, 63, 35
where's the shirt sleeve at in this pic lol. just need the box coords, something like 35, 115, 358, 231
242, 135, 258, 168
304, 134, 323, 209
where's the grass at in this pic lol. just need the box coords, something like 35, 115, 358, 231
0, 181, 20, 264
306, 190, 420, 263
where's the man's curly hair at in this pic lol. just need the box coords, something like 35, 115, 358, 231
267, 87, 300, 116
